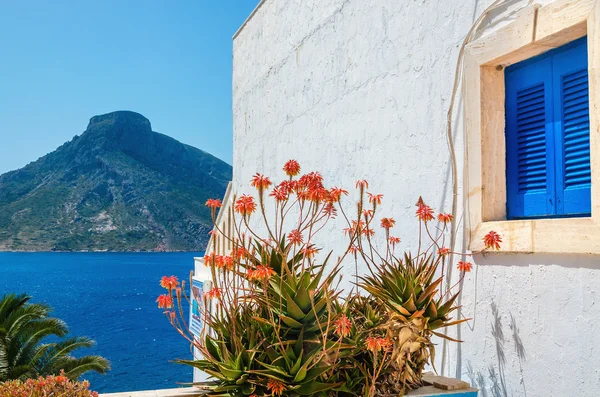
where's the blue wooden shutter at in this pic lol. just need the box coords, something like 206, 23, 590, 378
551, 37, 591, 216
505, 56, 556, 218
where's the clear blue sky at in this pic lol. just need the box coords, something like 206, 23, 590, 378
0, 0, 259, 174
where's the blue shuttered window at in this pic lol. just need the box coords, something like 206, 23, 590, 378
505, 37, 590, 219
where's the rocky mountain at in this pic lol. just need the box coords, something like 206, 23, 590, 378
0, 111, 231, 251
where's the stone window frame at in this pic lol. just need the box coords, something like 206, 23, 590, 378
464, 0, 600, 254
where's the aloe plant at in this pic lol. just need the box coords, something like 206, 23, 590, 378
160, 161, 501, 397
357, 253, 468, 393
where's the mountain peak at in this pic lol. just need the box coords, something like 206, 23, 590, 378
0, 112, 232, 252
88, 111, 151, 129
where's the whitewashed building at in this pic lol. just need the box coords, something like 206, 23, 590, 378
206, 0, 600, 396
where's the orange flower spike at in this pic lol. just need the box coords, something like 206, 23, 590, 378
362, 227, 375, 237
287, 229, 303, 245
457, 261, 473, 272
380, 217, 396, 229
367, 192, 383, 206
438, 247, 451, 256
160, 275, 178, 290
156, 294, 173, 309
232, 247, 247, 260
389, 236, 401, 246
283, 159, 301, 177
302, 246, 319, 258
416, 203, 435, 222
203, 253, 215, 267
323, 202, 337, 217
365, 336, 381, 352
234, 194, 257, 216
270, 186, 288, 202
221, 255, 234, 269
484, 230, 502, 250
378, 337, 392, 352
330, 187, 349, 202
308, 186, 329, 202
205, 198, 222, 210
267, 379, 286, 396
299, 172, 324, 190
349, 245, 362, 255
204, 287, 222, 299
248, 265, 275, 281
334, 314, 352, 338
437, 213, 453, 224
362, 209, 374, 219
250, 173, 272, 191
356, 180, 369, 190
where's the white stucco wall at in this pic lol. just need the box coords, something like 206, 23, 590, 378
232, 1, 600, 395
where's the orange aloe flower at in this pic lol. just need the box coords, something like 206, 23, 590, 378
204, 253, 216, 267
234, 194, 256, 216
308, 186, 329, 202
299, 172, 324, 190
334, 314, 352, 338
267, 379, 286, 396
362, 227, 375, 237
355, 180, 369, 189
367, 192, 383, 206
438, 247, 451, 256
483, 230, 502, 250
389, 236, 401, 246
329, 187, 349, 202
380, 217, 396, 229
416, 204, 434, 222
270, 186, 288, 202
437, 213, 453, 224
323, 202, 337, 217
349, 245, 362, 255
250, 173, 272, 191
232, 247, 247, 260
362, 209, 374, 219
205, 288, 222, 299
283, 160, 301, 176
287, 229, 303, 245
457, 261, 473, 272
156, 294, 173, 309
248, 265, 275, 281
365, 336, 392, 352
160, 275, 179, 290
205, 198, 222, 210
301, 246, 319, 258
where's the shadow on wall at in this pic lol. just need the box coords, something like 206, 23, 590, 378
466, 301, 527, 397
472, 0, 535, 41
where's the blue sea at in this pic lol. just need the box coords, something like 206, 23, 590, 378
0, 252, 202, 393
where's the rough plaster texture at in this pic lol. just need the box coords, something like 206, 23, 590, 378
232, 0, 600, 395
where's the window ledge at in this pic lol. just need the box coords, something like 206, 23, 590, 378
471, 218, 600, 254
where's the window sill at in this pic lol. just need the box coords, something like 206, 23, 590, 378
470, 217, 600, 254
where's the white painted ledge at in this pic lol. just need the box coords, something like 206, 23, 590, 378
99, 387, 204, 397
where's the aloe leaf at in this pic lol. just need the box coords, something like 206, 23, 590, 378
280, 315, 303, 329
286, 293, 307, 321
295, 381, 339, 395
